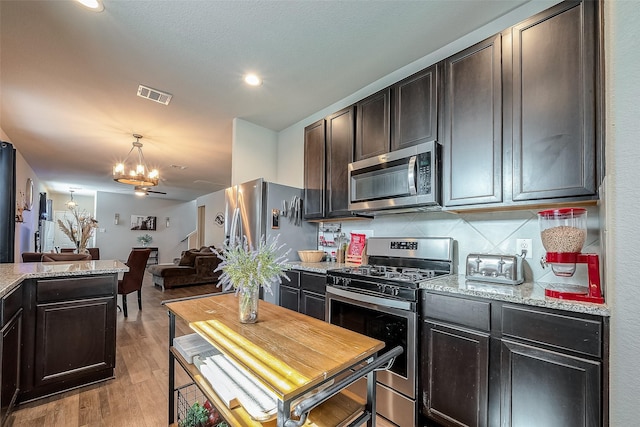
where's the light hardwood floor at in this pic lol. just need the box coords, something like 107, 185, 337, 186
8, 273, 219, 427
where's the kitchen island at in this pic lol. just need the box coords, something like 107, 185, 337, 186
0, 259, 128, 421
165, 293, 391, 427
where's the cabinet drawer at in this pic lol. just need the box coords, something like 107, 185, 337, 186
37, 275, 116, 303
284, 270, 301, 288
300, 272, 326, 295
2, 285, 22, 327
501, 304, 602, 358
422, 292, 491, 332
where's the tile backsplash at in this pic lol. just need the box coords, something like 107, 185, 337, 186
327, 206, 601, 286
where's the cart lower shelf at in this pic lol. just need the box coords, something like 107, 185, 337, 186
171, 348, 367, 427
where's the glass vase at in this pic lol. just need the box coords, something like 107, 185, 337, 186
238, 286, 259, 324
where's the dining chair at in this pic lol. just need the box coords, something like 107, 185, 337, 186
87, 248, 100, 260
118, 249, 151, 317
42, 253, 92, 262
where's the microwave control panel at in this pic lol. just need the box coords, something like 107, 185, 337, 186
417, 152, 432, 195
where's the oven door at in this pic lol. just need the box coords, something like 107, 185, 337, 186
325, 286, 416, 399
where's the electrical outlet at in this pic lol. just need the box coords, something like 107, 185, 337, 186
516, 239, 532, 259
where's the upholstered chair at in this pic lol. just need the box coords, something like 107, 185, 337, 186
21, 252, 43, 262
118, 249, 151, 317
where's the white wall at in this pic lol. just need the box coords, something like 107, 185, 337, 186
605, 1, 640, 424
232, 118, 278, 186
13, 147, 47, 259
94, 192, 196, 263
196, 188, 227, 248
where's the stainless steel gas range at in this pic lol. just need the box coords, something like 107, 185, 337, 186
325, 237, 454, 427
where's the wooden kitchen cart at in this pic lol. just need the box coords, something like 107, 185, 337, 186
165, 293, 395, 427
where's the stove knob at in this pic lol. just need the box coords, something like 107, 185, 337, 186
392, 287, 400, 296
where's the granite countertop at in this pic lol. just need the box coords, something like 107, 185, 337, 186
288, 262, 610, 317
0, 260, 129, 298
421, 274, 610, 317
287, 261, 346, 273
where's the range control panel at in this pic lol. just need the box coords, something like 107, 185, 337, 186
390, 241, 418, 250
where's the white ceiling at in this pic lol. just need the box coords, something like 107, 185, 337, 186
0, 0, 530, 201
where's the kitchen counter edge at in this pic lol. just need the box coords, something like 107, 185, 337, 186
421, 274, 610, 317
0, 260, 129, 298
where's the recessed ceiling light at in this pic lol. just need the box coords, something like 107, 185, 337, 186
75, 0, 104, 12
244, 74, 262, 87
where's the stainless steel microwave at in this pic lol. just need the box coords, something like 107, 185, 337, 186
348, 141, 441, 212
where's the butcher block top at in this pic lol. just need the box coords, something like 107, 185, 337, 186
165, 293, 385, 402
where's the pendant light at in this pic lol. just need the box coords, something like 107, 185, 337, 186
113, 134, 159, 187
66, 190, 77, 210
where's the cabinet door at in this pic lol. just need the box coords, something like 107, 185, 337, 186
300, 291, 325, 321
501, 339, 601, 427
443, 34, 502, 207
34, 297, 115, 387
0, 310, 21, 423
279, 286, 300, 313
355, 88, 390, 160
510, 0, 598, 201
303, 119, 326, 219
392, 64, 439, 151
422, 321, 490, 427
326, 106, 355, 218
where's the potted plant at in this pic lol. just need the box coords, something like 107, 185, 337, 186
215, 235, 290, 323
137, 233, 153, 247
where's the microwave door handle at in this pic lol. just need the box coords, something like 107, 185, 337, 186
408, 155, 417, 195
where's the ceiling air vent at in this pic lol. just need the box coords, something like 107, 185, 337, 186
137, 85, 172, 105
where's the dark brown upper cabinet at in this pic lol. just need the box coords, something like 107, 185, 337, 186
444, 0, 601, 210
355, 64, 439, 161
507, 0, 599, 202
392, 64, 440, 152
355, 89, 390, 161
303, 119, 326, 220
303, 106, 355, 220
326, 106, 355, 218
443, 34, 503, 207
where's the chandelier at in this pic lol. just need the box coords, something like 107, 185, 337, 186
112, 134, 159, 187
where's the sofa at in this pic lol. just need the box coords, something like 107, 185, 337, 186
148, 246, 222, 290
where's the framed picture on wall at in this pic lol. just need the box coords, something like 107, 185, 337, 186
131, 215, 156, 231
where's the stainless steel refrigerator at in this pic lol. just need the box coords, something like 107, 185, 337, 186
224, 178, 317, 304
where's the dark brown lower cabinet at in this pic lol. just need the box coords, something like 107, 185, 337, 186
299, 291, 325, 321
279, 285, 300, 312
20, 275, 117, 402
299, 272, 326, 321
500, 339, 601, 427
1, 284, 22, 425
423, 322, 489, 427
278, 270, 300, 312
34, 297, 115, 388
420, 291, 607, 427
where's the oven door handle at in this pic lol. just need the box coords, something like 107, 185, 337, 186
326, 286, 414, 312
407, 155, 417, 195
